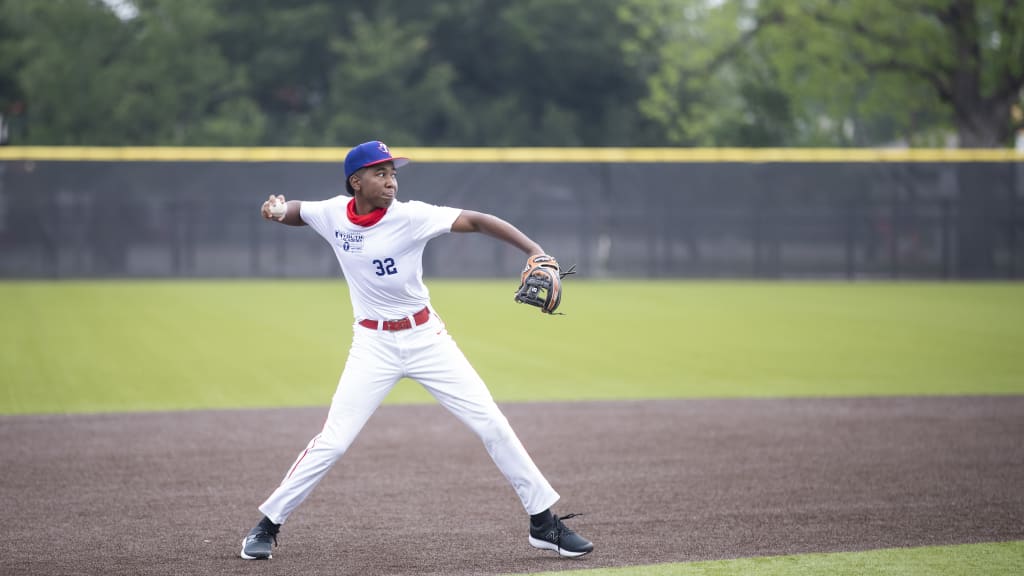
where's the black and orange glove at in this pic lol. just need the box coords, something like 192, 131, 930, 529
519, 254, 560, 286
515, 255, 576, 315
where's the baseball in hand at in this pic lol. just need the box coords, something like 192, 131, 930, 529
269, 201, 287, 219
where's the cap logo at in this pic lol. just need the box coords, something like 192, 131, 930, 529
377, 142, 390, 155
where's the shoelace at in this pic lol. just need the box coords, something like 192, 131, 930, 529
550, 513, 583, 546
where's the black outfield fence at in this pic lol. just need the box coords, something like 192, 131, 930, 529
1, 148, 1022, 279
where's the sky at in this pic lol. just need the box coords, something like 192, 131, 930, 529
100, 0, 138, 21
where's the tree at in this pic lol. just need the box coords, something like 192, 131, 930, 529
114, 0, 265, 145
622, 0, 1024, 147
1, 0, 129, 144
211, 0, 339, 145
769, 0, 1024, 147
2, 0, 661, 146
2, 0, 263, 145
430, 0, 660, 146
0, 0, 26, 142
318, 8, 463, 146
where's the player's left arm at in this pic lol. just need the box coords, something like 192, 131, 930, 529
451, 210, 543, 256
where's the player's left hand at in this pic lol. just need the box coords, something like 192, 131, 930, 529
515, 256, 576, 315
520, 254, 559, 287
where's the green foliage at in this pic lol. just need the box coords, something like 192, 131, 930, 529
756, 0, 953, 146
621, 0, 1024, 147
0, 0, 264, 145
1, 0, 1020, 146
321, 10, 459, 146
2, 281, 1023, 414
0, 0, 656, 147
2, 0, 126, 144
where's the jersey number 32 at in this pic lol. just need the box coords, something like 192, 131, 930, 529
373, 258, 398, 276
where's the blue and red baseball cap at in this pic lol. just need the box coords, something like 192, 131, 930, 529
344, 141, 410, 181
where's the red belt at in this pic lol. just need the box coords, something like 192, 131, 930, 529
359, 307, 431, 331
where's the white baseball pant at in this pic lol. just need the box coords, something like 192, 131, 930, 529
258, 310, 560, 524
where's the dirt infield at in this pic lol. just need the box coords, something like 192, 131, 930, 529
2, 397, 1022, 576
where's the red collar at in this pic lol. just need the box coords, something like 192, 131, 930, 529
346, 198, 387, 227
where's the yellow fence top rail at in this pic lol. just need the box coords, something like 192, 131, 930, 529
1, 146, 1022, 163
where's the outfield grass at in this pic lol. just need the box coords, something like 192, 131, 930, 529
519, 541, 1024, 576
3, 280, 1021, 575
2, 280, 1023, 414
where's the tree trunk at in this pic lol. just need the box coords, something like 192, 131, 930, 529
957, 102, 1015, 148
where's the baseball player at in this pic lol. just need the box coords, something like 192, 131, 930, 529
240, 141, 593, 560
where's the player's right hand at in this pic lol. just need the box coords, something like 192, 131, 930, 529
261, 194, 287, 220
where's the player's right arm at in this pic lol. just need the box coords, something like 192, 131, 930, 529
260, 194, 307, 226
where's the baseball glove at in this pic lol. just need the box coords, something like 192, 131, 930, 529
520, 253, 561, 285
514, 255, 577, 315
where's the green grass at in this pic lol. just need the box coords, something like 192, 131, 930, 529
517, 541, 1024, 576
4, 280, 1022, 576
2, 280, 1023, 414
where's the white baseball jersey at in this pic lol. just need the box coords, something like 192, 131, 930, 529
300, 196, 462, 321
257, 196, 560, 525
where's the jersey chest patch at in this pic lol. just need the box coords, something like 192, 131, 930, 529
334, 230, 365, 253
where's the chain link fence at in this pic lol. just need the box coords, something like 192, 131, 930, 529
1, 159, 1021, 279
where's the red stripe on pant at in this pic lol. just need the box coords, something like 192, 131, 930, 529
286, 436, 319, 479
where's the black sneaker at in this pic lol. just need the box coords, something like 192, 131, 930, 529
240, 522, 279, 560
529, 513, 593, 558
